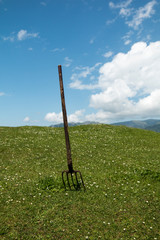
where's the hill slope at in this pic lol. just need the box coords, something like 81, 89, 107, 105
50, 119, 160, 133
145, 123, 160, 132
112, 119, 160, 132
50, 121, 99, 128
0, 125, 160, 239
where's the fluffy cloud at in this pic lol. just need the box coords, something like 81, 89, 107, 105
109, 0, 132, 9
120, 7, 132, 17
17, 30, 39, 41
124, 39, 131, 45
3, 30, 39, 42
0, 92, 5, 96
23, 117, 39, 124
89, 41, 160, 122
51, 48, 65, 53
68, 110, 85, 122
23, 117, 30, 122
70, 63, 101, 90
89, 37, 95, 44
2, 36, 15, 42
122, 31, 133, 45
45, 110, 85, 123
109, 0, 157, 30
109, 0, 133, 18
45, 112, 62, 123
64, 57, 72, 67
40, 2, 47, 6
127, 0, 157, 29
103, 51, 113, 58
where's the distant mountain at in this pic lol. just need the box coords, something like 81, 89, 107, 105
112, 120, 147, 129
50, 121, 99, 128
145, 123, 160, 132
49, 119, 160, 133
112, 119, 160, 132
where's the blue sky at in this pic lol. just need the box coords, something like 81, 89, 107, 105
1, 0, 160, 126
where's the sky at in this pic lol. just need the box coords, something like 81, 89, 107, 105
0, 0, 160, 126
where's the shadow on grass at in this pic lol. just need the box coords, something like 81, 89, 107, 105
38, 175, 85, 192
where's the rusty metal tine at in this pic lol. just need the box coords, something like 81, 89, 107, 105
66, 172, 71, 190
78, 171, 86, 191
71, 173, 76, 189
75, 171, 79, 188
62, 171, 66, 190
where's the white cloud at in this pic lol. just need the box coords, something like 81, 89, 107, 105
64, 57, 72, 67
23, 117, 40, 124
81, 0, 88, 5
0, 92, 5, 96
17, 30, 39, 41
120, 7, 132, 17
2, 30, 39, 42
23, 117, 30, 122
127, 0, 157, 29
45, 112, 62, 123
51, 48, 64, 53
122, 30, 133, 45
70, 63, 101, 90
124, 39, 131, 45
68, 110, 85, 122
2, 36, 15, 42
69, 80, 99, 90
103, 51, 113, 58
17, 30, 27, 40
85, 111, 110, 123
40, 2, 47, 6
28, 47, 33, 51
109, 0, 133, 17
106, 18, 117, 25
89, 38, 95, 44
109, 0, 132, 9
89, 41, 160, 122
109, 0, 157, 30
45, 110, 85, 123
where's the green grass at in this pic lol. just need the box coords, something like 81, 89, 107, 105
0, 125, 160, 240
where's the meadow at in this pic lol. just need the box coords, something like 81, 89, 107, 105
0, 125, 160, 240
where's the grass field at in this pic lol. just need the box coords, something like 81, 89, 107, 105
0, 125, 160, 239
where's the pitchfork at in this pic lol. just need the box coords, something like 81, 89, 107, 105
58, 65, 85, 191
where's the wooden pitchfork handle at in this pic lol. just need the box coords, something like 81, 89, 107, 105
58, 65, 73, 173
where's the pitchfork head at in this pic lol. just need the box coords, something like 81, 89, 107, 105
62, 169, 85, 191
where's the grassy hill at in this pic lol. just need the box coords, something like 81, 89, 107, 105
0, 125, 160, 239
